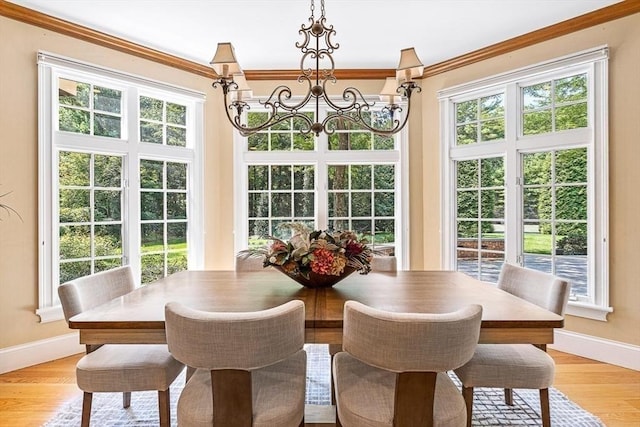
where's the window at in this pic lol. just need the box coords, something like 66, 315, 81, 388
439, 47, 610, 320
37, 53, 204, 322
235, 104, 407, 264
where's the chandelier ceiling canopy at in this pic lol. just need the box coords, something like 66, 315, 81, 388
210, 0, 423, 137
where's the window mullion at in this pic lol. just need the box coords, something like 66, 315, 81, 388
504, 83, 520, 265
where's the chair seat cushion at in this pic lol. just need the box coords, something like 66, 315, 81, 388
76, 344, 184, 392
454, 344, 555, 389
333, 352, 466, 427
177, 349, 306, 427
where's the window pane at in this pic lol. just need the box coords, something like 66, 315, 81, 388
59, 107, 90, 134
141, 192, 163, 220
457, 160, 478, 189
329, 193, 349, 217
523, 152, 552, 185
248, 133, 268, 151
555, 74, 587, 103
271, 133, 291, 150
60, 261, 92, 283
523, 82, 551, 110
350, 165, 371, 190
94, 86, 121, 114
168, 223, 187, 250
328, 166, 349, 190
556, 148, 587, 183
481, 189, 504, 219
248, 166, 268, 191
59, 152, 90, 186
556, 103, 587, 130
249, 193, 269, 217
59, 189, 90, 222
456, 123, 477, 145
556, 186, 587, 220
270, 165, 291, 190
59, 225, 91, 259
167, 126, 187, 147
523, 110, 552, 135
480, 94, 504, 119
141, 223, 164, 253
480, 157, 503, 187
374, 192, 394, 216
271, 193, 291, 217
140, 121, 163, 144
59, 79, 90, 107
351, 193, 371, 217
374, 135, 394, 150
167, 193, 187, 219
457, 191, 478, 218
293, 165, 314, 190
140, 96, 163, 121
94, 190, 121, 221
167, 163, 187, 190
141, 254, 165, 284
140, 160, 164, 189
374, 165, 394, 190
294, 192, 314, 217
94, 155, 122, 187
94, 224, 122, 256
166, 102, 186, 125
480, 119, 504, 141
456, 100, 477, 123
94, 113, 121, 138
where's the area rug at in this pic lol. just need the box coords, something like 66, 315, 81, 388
43, 344, 604, 426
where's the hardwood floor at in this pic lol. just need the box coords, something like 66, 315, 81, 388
0, 349, 637, 427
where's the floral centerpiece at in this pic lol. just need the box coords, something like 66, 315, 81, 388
243, 223, 372, 288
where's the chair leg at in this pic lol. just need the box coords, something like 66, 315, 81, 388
329, 343, 340, 406
462, 386, 474, 427
540, 388, 551, 427
504, 388, 514, 405
81, 392, 92, 427
122, 391, 131, 408
158, 389, 170, 427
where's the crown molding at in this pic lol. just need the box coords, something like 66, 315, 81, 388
422, 0, 640, 78
2, 0, 639, 81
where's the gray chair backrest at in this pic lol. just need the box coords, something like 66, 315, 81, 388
342, 301, 482, 373
497, 263, 571, 315
234, 254, 266, 271
165, 300, 305, 370
58, 266, 135, 322
370, 255, 397, 272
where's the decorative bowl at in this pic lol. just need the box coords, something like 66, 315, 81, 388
273, 265, 356, 288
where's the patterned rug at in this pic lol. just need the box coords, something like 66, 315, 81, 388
43, 345, 604, 426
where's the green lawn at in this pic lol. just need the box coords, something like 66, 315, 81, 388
481, 232, 553, 255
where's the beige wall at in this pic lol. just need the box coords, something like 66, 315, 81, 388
419, 13, 640, 345
0, 12, 638, 351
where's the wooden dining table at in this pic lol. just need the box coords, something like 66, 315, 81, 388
68, 269, 564, 347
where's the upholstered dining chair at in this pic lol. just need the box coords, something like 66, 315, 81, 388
370, 255, 397, 272
235, 253, 266, 271
58, 266, 184, 427
333, 301, 483, 427
453, 263, 571, 427
164, 299, 307, 427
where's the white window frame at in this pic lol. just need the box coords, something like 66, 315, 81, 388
439, 46, 611, 321
37, 52, 205, 323
233, 98, 410, 270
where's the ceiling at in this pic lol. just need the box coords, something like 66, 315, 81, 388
7, 0, 622, 70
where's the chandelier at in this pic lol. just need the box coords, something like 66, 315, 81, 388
210, 0, 424, 137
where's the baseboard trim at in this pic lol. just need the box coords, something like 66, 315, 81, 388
551, 329, 640, 371
0, 333, 84, 374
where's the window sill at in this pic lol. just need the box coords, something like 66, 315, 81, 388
566, 301, 612, 321
36, 305, 65, 323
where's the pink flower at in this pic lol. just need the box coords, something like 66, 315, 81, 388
310, 248, 335, 275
